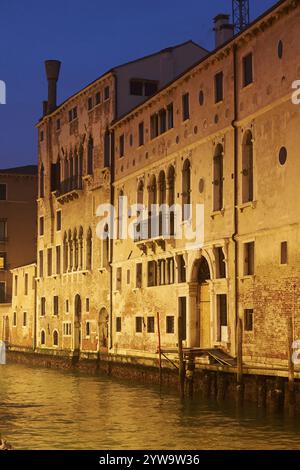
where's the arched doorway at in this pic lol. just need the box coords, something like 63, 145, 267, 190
98, 308, 109, 352
74, 294, 82, 351
191, 256, 211, 349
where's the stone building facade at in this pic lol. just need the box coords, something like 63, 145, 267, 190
7, 0, 300, 370
110, 0, 300, 366
35, 42, 207, 356
0, 166, 37, 343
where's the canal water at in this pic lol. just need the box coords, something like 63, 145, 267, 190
1, 363, 300, 450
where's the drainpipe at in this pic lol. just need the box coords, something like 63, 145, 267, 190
33, 267, 37, 351
109, 72, 117, 351
232, 43, 239, 356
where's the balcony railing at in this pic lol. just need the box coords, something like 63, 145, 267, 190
134, 213, 175, 242
56, 176, 83, 197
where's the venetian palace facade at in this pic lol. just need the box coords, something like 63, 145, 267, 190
2, 0, 300, 370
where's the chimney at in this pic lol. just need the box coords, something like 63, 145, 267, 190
214, 14, 234, 48
44, 60, 61, 114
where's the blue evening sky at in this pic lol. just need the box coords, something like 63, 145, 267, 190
0, 0, 278, 168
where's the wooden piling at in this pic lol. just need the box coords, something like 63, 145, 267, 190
287, 316, 295, 416
236, 317, 244, 404
157, 312, 162, 386
178, 311, 185, 399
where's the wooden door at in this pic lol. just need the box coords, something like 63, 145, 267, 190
199, 283, 211, 349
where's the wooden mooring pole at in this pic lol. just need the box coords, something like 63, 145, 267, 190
178, 311, 185, 400
236, 317, 244, 404
157, 312, 162, 386
287, 316, 295, 416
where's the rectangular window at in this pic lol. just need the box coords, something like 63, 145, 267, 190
119, 134, 125, 157
0, 184, 6, 200
215, 71, 223, 103
136, 316, 143, 333
243, 53, 253, 87
104, 86, 110, 100
150, 114, 159, 139
95, 91, 101, 105
23, 312, 27, 327
147, 316, 155, 333
280, 241, 288, 265
127, 269, 130, 285
63, 322, 72, 336
39, 216, 44, 236
0, 282, 5, 303
217, 294, 228, 342
166, 315, 174, 334
178, 297, 187, 341
116, 316, 121, 333
159, 109, 167, 134
53, 296, 59, 315
86, 321, 90, 337
0, 252, 6, 270
41, 297, 46, 316
215, 247, 226, 278
56, 211, 62, 231
13, 311, 17, 326
24, 273, 28, 295
138, 122, 144, 146
136, 263, 142, 288
244, 308, 254, 332
147, 261, 157, 287
14, 274, 17, 296
0, 220, 7, 241
87, 97, 93, 110
244, 242, 255, 276
86, 298, 90, 312
116, 267, 122, 291
130, 79, 143, 96
56, 246, 61, 275
69, 106, 77, 122
167, 103, 174, 129
182, 93, 190, 121
39, 250, 44, 278
56, 119, 61, 131
177, 255, 186, 283
66, 300, 69, 313
47, 248, 52, 277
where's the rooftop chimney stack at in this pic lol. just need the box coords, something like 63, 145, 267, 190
214, 14, 234, 48
45, 60, 61, 114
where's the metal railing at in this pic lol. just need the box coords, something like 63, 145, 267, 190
134, 213, 175, 242
56, 176, 83, 196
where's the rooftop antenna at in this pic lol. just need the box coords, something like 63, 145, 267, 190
232, 0, 250, 33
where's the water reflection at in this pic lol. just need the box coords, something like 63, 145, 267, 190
0, 363, 300, 450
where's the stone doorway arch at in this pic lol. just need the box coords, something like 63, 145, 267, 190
190, 256, 212, 349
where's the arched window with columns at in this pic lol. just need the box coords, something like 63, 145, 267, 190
167, 165, 175, 235
158, 171, 166, 236
148, 175, 157, 238
63, 232, 68, 272
182, 159, 191, 220
40, 164, 45, 198
86, 228, 92, 270
242, 130, 254, 203
78, 226, 83, 270
213, 144, 224, 212
74, 228, 78, 270
68, 229, 73, 271
87, 136, 94, 175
